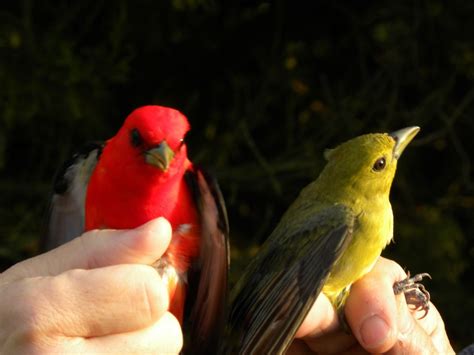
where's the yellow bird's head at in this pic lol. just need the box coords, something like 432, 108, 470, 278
319, 127, 420, 201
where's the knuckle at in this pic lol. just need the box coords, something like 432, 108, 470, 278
1, 282, 49, 352
61, 268, 87, 282
1, 278, 81, 354
6, 332, 67, 355
48, 268, 84, 300
136, 267, 168, 323
73, 232, 101, 269
6, 328, 44, 353
12, 279, 45, 324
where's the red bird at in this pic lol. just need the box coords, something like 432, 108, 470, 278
44, 105, 229, 352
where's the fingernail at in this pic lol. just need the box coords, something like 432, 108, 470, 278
360, 315, 391, 349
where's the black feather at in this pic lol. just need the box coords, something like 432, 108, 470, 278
43, 141, 103, 251
53, 142, 103, 195
224, 205, 355, 354
183, 168, 230, 354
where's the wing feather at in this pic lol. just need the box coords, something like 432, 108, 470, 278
184, 168, 229, 354
225, 204, 355, 354
43, 142, 102, 251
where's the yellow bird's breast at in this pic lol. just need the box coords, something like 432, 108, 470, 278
323, 199, 393, 306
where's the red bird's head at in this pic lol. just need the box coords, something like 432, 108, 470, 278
106, 105, 191, 180
86, 105, 197, 230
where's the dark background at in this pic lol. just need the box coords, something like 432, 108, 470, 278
1, 0, 473, 350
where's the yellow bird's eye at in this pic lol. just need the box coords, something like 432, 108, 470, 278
372, 157, 386, 171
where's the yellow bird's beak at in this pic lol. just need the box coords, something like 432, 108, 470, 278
389, 126, 420, 160
144, 141, 175, 171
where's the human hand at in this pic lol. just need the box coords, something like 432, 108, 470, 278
289, 257, 454, 354
0, 217, 182, 354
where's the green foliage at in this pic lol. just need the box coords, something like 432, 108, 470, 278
0, 0, 473, 349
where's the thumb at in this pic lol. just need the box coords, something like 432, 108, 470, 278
3, 217, 172, 281
346, 257, 453, 354
345, 258, 401, 353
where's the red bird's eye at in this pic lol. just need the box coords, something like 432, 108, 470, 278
178, 138, 185, 148
130, 128, 143, 147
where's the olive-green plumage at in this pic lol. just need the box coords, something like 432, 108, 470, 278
225, 127, 420, 355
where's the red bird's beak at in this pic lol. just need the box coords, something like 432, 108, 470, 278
145, 141, 175, 171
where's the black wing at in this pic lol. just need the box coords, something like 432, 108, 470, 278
184, 168, 230, 354
43, 142, 103, 251
225, 204, 355, 355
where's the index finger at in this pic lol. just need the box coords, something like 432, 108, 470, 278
2, 264, 168, 339
292, 292, 357, 354
294, 292, 338, 339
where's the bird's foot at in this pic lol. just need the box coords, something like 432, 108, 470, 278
393, 271, 431, 319
335, 287, 352, 333
337, 309, 351, 334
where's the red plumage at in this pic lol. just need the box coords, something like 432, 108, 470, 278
86, 106, 200, 322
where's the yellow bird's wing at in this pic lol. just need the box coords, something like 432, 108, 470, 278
224, 204, 355, 354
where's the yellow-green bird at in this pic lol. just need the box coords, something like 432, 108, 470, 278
225, 127, 429, 354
